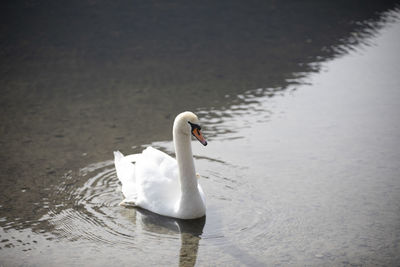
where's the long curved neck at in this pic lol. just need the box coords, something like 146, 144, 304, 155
173, 130, 198, 195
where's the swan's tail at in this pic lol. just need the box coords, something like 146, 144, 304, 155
114, 151, 138, 203
113, 150, 124, 161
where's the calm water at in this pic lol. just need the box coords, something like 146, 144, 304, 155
1, 1, 400, 266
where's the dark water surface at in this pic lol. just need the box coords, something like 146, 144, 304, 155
1, 1, 400, 266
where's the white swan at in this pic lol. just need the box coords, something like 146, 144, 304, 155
114, 111, 207, 219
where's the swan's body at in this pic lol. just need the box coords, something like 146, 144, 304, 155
114, 111, 207, 219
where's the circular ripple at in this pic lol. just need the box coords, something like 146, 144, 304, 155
43, 158, 207, 255
42, 147, 272, 266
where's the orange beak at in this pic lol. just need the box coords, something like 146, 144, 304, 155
192, 128, 207, 146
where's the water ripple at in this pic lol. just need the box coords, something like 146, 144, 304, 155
38, 146, 272, 266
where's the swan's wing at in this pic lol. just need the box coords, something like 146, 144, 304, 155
135, 147, 180, 215
114, 151, 137, 202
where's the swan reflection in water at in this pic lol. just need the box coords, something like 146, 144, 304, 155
123, 207, 206, 267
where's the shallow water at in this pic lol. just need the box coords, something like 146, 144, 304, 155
1, 1, 400, 266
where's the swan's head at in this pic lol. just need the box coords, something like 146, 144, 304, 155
174, 111, 207, 146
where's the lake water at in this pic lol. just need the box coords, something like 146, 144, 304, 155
1, 1, 400, 266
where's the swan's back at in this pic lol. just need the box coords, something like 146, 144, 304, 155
114, 147, 181, 217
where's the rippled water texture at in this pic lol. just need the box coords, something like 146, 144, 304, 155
1, 1, 400, 266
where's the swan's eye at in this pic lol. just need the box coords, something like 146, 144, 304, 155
188, 121, 201, 131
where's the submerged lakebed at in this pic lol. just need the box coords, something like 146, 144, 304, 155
1, 1, 400, 266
